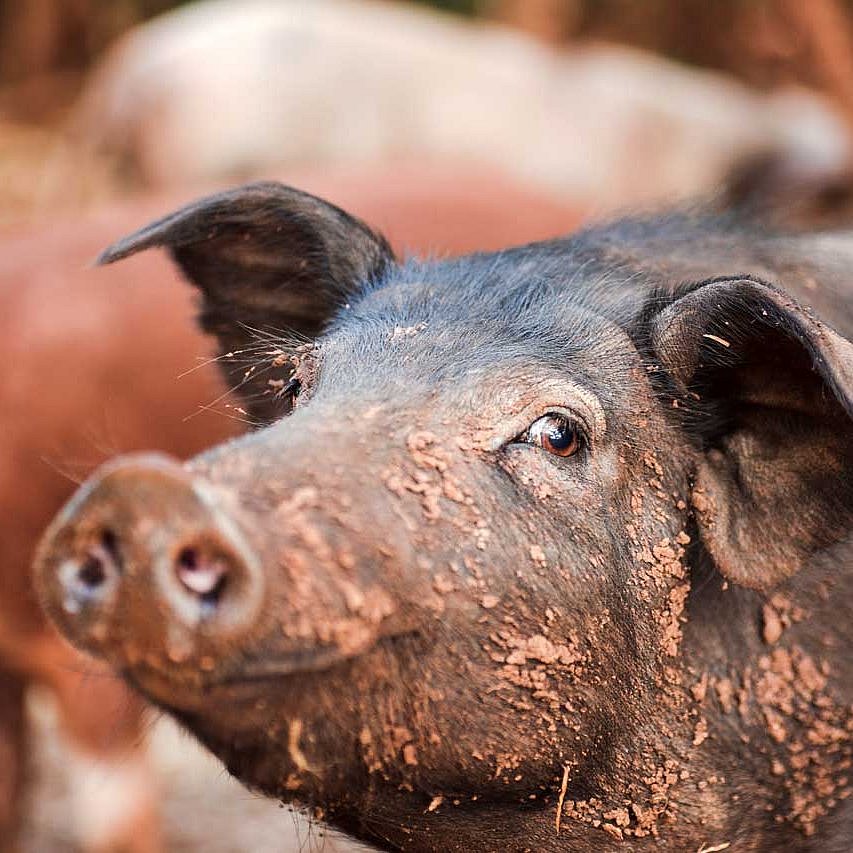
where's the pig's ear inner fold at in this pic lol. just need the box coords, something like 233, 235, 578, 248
97, 181, 395, 422
650, 276, 853, 591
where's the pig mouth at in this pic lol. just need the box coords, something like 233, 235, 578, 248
120, 630, 420, 710
120, 653, 342, 712
200, 644, 371, 688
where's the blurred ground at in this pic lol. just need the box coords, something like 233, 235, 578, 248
22, 689, 361, 853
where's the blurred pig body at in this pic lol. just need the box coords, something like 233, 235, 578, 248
0, 209, 236, 852
0, 164, 580, 851
72, 0, 850, 209
37, 181, 853, 850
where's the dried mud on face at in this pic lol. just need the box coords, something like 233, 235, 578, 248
20, 690, 363, 853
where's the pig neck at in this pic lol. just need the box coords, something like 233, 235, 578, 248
329, 543, 853, 852
676, 537, 853, 846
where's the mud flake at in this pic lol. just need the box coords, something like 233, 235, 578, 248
691, 486, 713, 516
529, 544, 547, 565
389, 322, 427, 342
433, 574, 455, 595
713, 677, 735, 714
601, 823, 624, 840
603, 807, 631, 828
427, 795, 444, 813
763, 708, 788, 744
691, 672, 709, 703
659, 582, 690, 658
762, 603, 784, 645
504, 634, 582, 667
407, 431, 448, 472
391, 726, 413, 750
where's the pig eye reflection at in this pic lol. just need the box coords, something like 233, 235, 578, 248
521, 413, 584, 457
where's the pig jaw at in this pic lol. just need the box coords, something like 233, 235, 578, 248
158, 617, 718, 853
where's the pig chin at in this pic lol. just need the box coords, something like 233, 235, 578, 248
124, 639, 429, 808
115, 603, 406, 713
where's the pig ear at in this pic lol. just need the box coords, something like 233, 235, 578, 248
650, 276, 853, 590
97, 181, 395, 422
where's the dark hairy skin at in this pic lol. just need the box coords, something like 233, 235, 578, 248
38, 184, 853, 851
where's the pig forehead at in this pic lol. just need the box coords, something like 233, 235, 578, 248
335, 267, 635, 339
318, 296, 641, 408
325, 310, 622, 372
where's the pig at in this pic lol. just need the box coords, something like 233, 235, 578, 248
36, 181, 853, 851
70, 0, 851, 210
2, 164, 580, 851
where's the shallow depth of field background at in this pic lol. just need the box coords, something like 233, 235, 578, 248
5, 0, 853, 226
4, 1, 853, 850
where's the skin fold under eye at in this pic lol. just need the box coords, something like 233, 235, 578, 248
521, 412, 585, 458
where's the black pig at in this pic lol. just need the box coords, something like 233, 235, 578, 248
37, 183, 853, 851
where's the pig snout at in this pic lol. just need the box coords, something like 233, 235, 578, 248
35, 453, 264, 671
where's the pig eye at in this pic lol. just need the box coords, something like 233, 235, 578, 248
282, 377, 301, 403
523, 413, 583, 457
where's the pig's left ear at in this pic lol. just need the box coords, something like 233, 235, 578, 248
98, 181, 395, 421
650, 276, 853, 590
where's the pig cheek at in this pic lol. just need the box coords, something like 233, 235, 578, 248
365, 622, 608, 797
493, 447, 614, 579
411, 456, 635, 786
405, 563, 620, 793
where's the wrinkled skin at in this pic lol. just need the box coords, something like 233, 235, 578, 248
39, 184, 853, 851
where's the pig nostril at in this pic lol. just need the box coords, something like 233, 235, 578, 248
177, 546, 198, 571
175, 546, 229, 609
78, 554, 107, 589
58, 539, 121, 614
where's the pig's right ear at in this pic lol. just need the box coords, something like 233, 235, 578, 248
97, 181, 395, 422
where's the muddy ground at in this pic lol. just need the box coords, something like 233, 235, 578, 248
21, 689, 363, 853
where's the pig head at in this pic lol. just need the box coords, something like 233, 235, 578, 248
37, 183, 853, 851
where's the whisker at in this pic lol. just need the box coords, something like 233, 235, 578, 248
38, 455, 89, 486
175, 350, 248, 379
